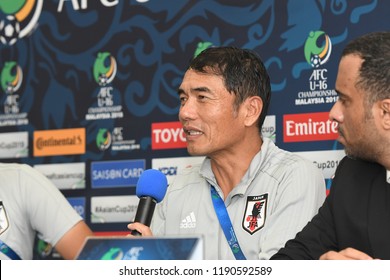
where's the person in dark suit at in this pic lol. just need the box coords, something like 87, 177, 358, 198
271, 31, 390, 260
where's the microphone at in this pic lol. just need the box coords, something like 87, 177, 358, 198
131, 169, 168, 236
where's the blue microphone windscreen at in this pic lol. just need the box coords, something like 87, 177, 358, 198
136, 169, 168, 203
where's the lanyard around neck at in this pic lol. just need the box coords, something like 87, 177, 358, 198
0, 240, 21, 260
210, 185, 246, 260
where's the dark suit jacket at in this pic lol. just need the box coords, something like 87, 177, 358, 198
271, 156, 390, 259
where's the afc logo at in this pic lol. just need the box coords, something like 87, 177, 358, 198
97, 87, 113, 107
4, 95, 19, 114
112, 127, 124, 142
57, 0, 119, 12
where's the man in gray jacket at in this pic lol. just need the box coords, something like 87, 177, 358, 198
129, 46, 326, 259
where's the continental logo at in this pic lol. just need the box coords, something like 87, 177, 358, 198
33, 128, 85, 157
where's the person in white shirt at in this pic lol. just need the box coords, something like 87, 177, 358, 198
0, 163, 93, 260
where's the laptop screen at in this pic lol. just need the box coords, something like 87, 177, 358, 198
76, 236, 204, 260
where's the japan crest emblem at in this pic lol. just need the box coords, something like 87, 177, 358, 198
242, 194, 268, 235
0, 202, 9, 235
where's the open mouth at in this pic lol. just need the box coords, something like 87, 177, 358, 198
184, 129, 203, 136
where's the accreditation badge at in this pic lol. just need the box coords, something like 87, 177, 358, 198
242, 194, 268, 235
0, 201, 9, 235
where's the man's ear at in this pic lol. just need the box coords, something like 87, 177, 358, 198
380, 99, 390, 129
244, 96, 263, 127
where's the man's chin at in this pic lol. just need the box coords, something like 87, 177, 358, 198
336, 135, 345, 144
187, 147, 205, 156
337, 140, 355, 158
343, 147, 375, 163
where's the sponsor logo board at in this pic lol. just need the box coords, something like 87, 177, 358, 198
294, 149, 345, 179
33, 128, 85, 157
0, 131, 28, 158
262, 115, 276, 143
152, 121, 186, 150
67, 197, 86, 219
91, 159, 145, 188
152, 156, 204, 185
283, 112, 338, 142
91, 195, 139, 223
34, 162, 85, 190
